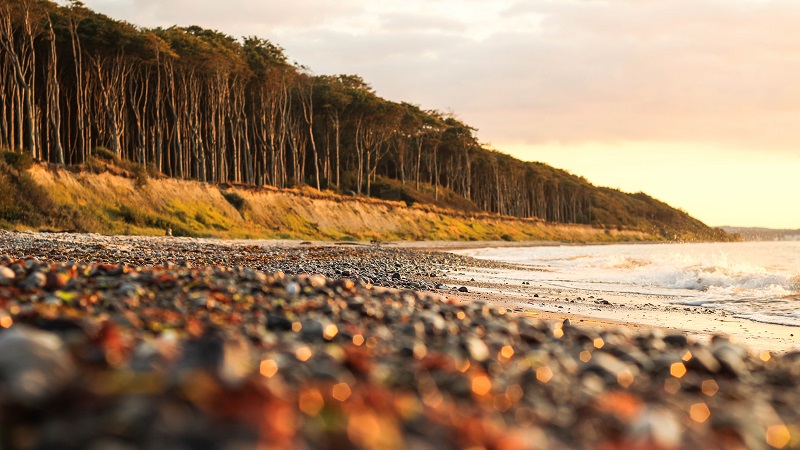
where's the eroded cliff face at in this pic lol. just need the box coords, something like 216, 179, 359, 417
19, 164, 653, 242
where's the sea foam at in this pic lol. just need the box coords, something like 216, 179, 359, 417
458, 241, 800, 327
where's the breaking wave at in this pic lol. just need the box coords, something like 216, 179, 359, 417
459, 242, 800, 326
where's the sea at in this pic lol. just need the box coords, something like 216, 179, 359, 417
454, 242, 800, 327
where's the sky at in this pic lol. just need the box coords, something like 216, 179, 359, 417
81, 0, 800, 228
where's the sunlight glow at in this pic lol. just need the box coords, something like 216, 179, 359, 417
500, 140, 800, 228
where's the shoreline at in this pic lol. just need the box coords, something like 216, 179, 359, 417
2, 230, 796, 352
432, 246, 800, 353
2, 230, 800, 448
448, 282, 800, 352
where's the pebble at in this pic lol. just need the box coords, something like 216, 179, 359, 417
21, 271, 46, 290
0, 230, 797, 449
713, 343, 750, 378
0, 266, 14, 284
0, 326, 76, 407
267, 314, 294, 331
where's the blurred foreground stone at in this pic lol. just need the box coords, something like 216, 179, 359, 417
0, 232, 798, 449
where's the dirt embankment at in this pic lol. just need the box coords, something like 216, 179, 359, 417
22, 165, 655, 242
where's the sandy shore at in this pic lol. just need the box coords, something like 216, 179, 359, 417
432, 247, 800, 353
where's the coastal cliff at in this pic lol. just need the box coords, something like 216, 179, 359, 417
1, 162, 659, 242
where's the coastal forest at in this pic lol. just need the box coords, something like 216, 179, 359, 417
0, 0, 730, 240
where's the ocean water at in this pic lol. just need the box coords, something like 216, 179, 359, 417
455, 242, 800, 327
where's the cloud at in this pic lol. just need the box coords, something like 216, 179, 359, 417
82, 0, 800, 151
85, 0, 364, 30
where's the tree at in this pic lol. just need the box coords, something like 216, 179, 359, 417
0, 0, 721, 240
0, 0, 44, 155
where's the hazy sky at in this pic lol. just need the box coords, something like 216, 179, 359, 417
82, 0, 800, 228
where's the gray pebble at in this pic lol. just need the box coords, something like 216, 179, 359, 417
0, 326, 76, 407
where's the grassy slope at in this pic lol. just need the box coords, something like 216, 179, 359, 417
1, 162, 656, 243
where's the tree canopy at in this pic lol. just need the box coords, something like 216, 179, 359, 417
0, 0, 730, 240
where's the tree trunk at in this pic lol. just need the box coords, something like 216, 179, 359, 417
45, 15, 63, 164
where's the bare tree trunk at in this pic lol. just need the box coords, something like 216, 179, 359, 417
0, 1, 37, 156
153, 52, 164, 172
45, 15, 63, 164
298, 78, 320, 190
67, 8, 87, 163
91, 54, 130, 157
415, 134, 423, 191
0, 50, 10, 148
354, 117, 364, 194
333, 112, 341, 187
164, 60, 182, 178
431, 136, 440, 200
128, 63, 151, 165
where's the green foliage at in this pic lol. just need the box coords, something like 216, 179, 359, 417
243, 36, 287, 76
118, 204, 147, 226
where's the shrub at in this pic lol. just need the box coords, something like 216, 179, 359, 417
0, 160, 58, 227
1, 151, 33, 172
148, 217, 197, 237
119, 205, 147, 226
145, 162, 160, 178
132, 164, 149, 188
93, 147, 118, 162
222, 191, 250, 212
166, 223, 195, 237
84, 156, 103, 173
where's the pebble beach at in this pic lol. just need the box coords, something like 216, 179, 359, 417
0, 230, 798, 449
